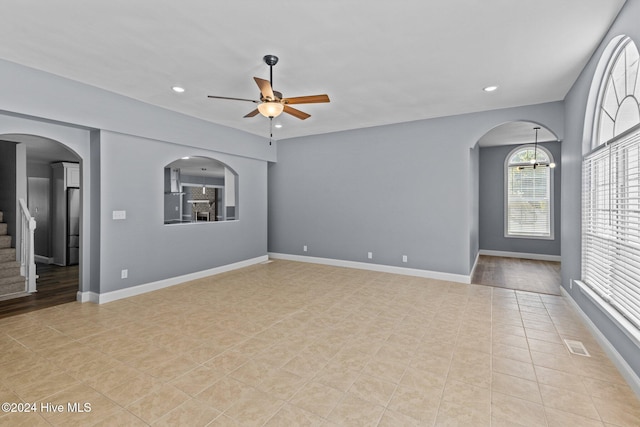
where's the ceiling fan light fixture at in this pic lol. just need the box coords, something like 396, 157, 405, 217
258, 101, 284, 118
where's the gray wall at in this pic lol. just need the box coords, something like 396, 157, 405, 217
479, 141, 561, 256
562, 0, 640, 379
0, 141, 17, 247
0, 58, 270, 297
269, 102, 564, 278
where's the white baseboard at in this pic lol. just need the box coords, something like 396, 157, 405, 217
470, 251, 480, 280
77, 255, 268, 304
561, 286, 640, 399
268, 252, 471, 284
479, 249, 561, 262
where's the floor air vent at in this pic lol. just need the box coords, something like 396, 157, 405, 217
564, 339, 591, 357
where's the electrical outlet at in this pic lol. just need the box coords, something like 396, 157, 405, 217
121, 269, 128, 279
112, 210, 126, 220
402, 255, 408, 263
368, 252, 373, 259
303, 245, 308, 252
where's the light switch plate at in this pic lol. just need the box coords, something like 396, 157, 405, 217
113, 210, 126, 220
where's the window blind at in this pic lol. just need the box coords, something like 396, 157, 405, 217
583, 129, 640, 330
507, 165, 551, 237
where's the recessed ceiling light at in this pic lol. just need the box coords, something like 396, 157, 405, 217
172, 86, 185, 93
274, 124, 283, 128
483, 85, 499, 92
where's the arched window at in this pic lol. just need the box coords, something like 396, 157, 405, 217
595, 37, 640, 147
505, 145, 555, 239
582, 36, 640, 331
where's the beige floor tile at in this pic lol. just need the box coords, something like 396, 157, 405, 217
327, 393, 385, 426
195, 374, 253, 412
526, 337, 568, 355
313, 362, 361, 392
492, 342, 532, 363
435, 399, 490, 426
400, 366, 447, 391
361, 357, 407, 384
126, 384, 190, 424
544, 407, 605, 427
492, 355, 537, 381
169, 365, 226, 396
387, 383, 441, 423
103, 371, 163, 407
492, 372, 542, 404
533, 364, 587, 393
441, 379, 490, 412
448, 360, 491, 389
224, 388, 284, 426
263, 403, 324, 427
84, 409, 148, 427
592, 395, 640, 427
539, 383, 601, 420
377, 408, 422, 426
256, 368, 307, 401
289, 381, 344, 418
491, 391, 547, 427
348, 373, 397, 406
0, 411, 51, 427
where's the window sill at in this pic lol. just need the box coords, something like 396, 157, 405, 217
574, 280, 640, 350
504, 233, 554, 240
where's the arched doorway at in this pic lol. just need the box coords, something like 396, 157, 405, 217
472, 121, 562, 295
0, 133, 82, 316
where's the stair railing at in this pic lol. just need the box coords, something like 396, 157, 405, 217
18, 199, 37, 293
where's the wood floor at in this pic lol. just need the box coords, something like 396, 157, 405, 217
471, 255, 561, 295
0, 263, 78, 319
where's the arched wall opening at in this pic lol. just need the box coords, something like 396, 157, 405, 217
0, 118, 92, 301
474, 120, 562, 259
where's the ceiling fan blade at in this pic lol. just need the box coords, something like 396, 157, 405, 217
244, 109, 260, 118
283, 105, 311, 120
254, 77, 275, 100
207, 95, 259, 103
283, 94, 330, 105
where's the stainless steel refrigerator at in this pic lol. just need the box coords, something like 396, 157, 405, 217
67, 188, 80, 265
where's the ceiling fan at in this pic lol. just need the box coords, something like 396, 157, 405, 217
207, 55, 330, 120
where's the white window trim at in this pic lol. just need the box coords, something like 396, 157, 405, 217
504, 144, 555, 240
592, 35, 635, 150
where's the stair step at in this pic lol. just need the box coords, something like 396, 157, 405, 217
0, 248, 16, 263
0, 223, 6, 235
0, 261, 21, 279
0, 235, 10, 249
0, 275, 25, 287
0, 279, 25, 296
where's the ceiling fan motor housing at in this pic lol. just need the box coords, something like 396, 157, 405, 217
263, 55, 279, 66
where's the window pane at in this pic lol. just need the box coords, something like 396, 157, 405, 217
626, 43, 639, 96
507, 162, 551, 237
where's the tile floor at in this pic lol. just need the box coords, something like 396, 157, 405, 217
0, 260, 639, 426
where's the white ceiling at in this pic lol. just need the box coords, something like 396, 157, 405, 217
0, 1, 626, 143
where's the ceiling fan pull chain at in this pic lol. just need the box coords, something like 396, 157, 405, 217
269, 117, 273, 145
